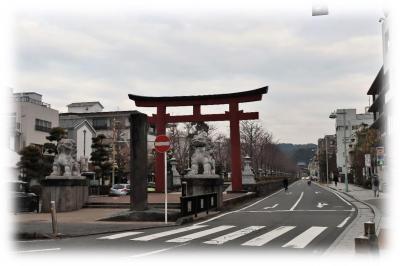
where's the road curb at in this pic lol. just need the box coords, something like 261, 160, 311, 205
326, 185, 382, 234
317, 184, 377, 254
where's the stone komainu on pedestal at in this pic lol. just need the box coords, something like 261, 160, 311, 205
41, 139, 88, 212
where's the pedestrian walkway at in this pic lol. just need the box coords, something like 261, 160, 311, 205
321, 181, 389, 254
13, 191, 255, 240
326, 181, 387, 232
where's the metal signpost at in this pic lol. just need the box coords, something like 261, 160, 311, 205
154, 135, 171, 224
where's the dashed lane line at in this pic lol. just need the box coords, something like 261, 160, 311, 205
98, 232, 143, 240
126, 243, 189, 259
16, 248, 61, 254
289, 192, 304, 211
336, 216, 352, 228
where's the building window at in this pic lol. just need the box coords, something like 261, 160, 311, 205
35, 119, 52, 132
93, 118, 109, 130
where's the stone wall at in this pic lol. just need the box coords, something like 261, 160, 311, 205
243, 176, 298, 197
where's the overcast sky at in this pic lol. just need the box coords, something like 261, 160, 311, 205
11, 3, 385, 144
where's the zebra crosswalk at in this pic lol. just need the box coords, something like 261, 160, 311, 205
97, 224, 329, 249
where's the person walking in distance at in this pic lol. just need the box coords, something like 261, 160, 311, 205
333, 175, 338, 187
372, 174, 380, 197
283, 177, 289, 192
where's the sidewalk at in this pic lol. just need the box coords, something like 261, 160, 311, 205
13, 191, 254, 240
322, 181, 389, 254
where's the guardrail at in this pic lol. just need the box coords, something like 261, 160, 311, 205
180, 193, 218, 217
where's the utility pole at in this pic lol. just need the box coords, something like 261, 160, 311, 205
343, 111, 349, 192
325, 137, 329, 185
111, 118, 116, 186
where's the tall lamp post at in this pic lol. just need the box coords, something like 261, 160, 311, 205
330, 110, 349, 192
325, 137, 329, 185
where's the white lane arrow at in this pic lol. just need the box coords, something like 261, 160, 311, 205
264, 204, 279, 210
317, 202, 328, 208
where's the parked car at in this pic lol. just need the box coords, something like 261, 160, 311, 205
109, 184, 131, 196
11, 181, 39, 213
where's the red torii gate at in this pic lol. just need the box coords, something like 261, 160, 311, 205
128, 86, 268, 192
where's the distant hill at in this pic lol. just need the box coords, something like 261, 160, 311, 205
277, 143, 317, 164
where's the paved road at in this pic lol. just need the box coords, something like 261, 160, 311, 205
15, 180, 356, 258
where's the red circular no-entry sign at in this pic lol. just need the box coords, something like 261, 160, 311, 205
154, 135, 171, 153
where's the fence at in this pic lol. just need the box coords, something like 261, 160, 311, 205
180, 193, 218, 217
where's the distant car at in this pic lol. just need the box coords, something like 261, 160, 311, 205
11, 181, 39, 213
109, 184, 131, 196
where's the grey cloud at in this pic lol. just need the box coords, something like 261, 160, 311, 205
13, 10, 383, 143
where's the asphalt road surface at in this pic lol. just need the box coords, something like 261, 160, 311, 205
15, 180, 356, 258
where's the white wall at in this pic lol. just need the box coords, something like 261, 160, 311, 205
16, 101, 59, 150
335, 109, 373, 173
68, 103, 103, 113
76, 125, 94, 160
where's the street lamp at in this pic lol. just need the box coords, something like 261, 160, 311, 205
329, 110, 349, 192
325, 137, 329, 185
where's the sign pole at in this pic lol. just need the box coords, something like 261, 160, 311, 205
154, 134, 171, 225
165, 153, 168, 224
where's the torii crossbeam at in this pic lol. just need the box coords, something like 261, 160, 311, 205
128, 86, 268, 192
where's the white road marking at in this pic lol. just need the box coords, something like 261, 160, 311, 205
127, 243, 189, 258
282, 226, 327, 248
289, 192, 304, 211
98, 232, 143, 240
204, 226, 265, 245
242, 226, 295, 247
195, 181, 300, 225
330, 190, 352, 206
337, 216, 352, 228
237, 189, 284, 211
131, 225, 208, 241
317, 202, 328, 208
239, 209, 354, 213
166, 225, 235, 243
264, 204, 279, 210
16, 248, 61, 254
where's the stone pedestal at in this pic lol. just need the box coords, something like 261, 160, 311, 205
181, 175, 224, 209
40, 176, 89, 212
242, 155, 256, 184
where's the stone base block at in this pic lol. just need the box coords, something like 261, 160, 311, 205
40, 177, 89, 213
181, 175, 224, 209
99, 208, 181, 222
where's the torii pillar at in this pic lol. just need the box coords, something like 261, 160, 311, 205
129, 86, 268, 193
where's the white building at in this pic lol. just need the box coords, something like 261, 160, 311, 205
332, 109, 373, 176
67, 102, 104, 113
60, 102, 156, 184
13, 92, 59, 151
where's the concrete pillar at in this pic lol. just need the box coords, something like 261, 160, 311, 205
130, 112, 148, 211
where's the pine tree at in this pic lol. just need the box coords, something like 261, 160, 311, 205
90, 134, 112, 185
18, 145, 51, 183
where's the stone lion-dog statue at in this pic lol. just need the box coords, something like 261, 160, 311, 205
50, 139, 81, 177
